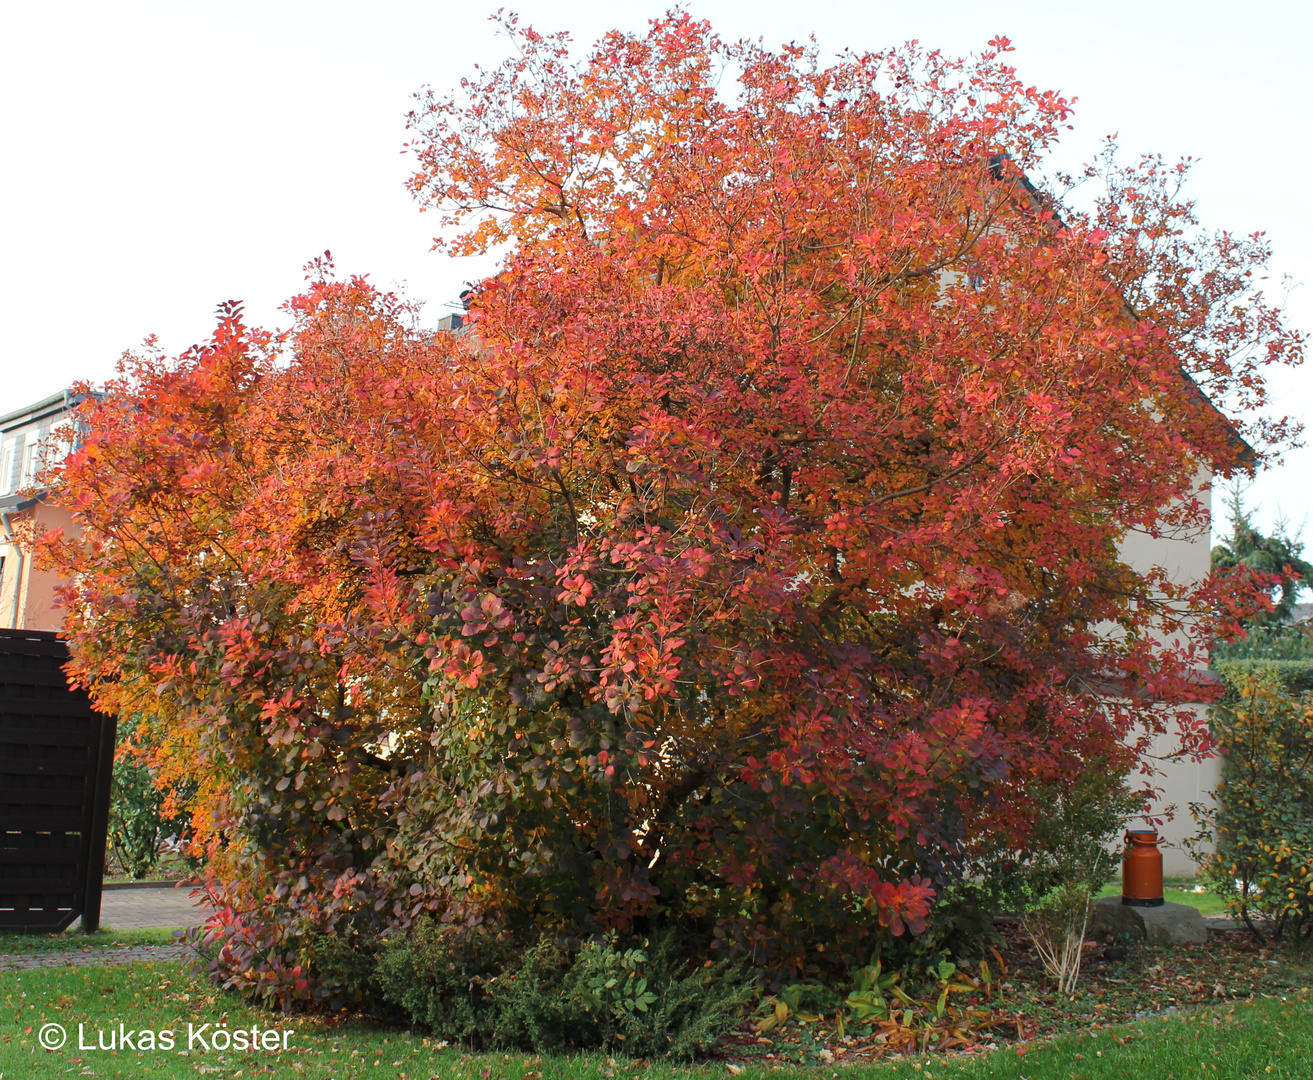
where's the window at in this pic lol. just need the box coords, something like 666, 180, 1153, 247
0, 440, 14, 495
43, 419, 76, 475
19, 432, 40, 488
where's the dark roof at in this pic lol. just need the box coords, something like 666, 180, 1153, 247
0, 390, 75, 433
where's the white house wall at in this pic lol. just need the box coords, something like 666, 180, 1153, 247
1115, 469, 1218, 877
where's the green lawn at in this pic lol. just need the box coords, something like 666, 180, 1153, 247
1095, 879, 1231, 917
2, 961, 1311, 1079
902, 996, 1313, 1079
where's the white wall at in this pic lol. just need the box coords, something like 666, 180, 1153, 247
1115, 471, 1217, 877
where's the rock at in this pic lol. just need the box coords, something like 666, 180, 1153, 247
1087, 897, 1208, 946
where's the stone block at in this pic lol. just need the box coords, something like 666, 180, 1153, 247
1087, 897, 1208, 946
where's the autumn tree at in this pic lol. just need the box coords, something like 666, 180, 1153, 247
44, 16, 1301, 1002
1212, 482, 1310, 621
1210, 482, 1311, 661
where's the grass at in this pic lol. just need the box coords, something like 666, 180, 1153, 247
0, 927, 182, 955
1095, 878, 1231, 917
898, 996, 1313, 1079
0, 960, 1311, 1079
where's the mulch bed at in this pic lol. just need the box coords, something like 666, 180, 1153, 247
716, 922, 1312, 1067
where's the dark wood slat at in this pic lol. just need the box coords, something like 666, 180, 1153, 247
0, 667, 81, 681
0, 671, 83, 689
0, 663, 72, 678
0, 750, 90, 763
0, 850, 80, 864
0, 835, 82, 847
0, 698, 98, 719
0, 876, 80, 886
0, 900, 77, 909
0, 679, 71, 693
0, 919, 77, 927
0, 916, 79, 933
0, 855, 80, 866
0, 728, 93, 747
0, 659, 64, 671
82, 711, 115, 934
0, 641, 74, 659
0, 815, 82, 829
0, 846, 82, 853
0, 750, 90, 761
0, 778, 89, 788
0, 761, 90, 778
0, 905, 79, 914
0, 885, 80, 895
0, 630, 72, 647
0, 792, 90, 808
0, 880, 80, 893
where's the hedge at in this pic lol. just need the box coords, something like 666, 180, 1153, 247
1212, 659, 1313, 696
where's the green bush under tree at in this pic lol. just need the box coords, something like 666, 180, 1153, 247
1014, 766, 1142, 993
1192, 483, 1313, 941
1191, 667, 1313, 942
370, 923, 753, 1058
108, 717, 195, 880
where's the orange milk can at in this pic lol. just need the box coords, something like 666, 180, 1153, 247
1121, 828, 1164, 907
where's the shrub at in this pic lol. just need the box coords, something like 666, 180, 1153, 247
108, 717, 194, 880
589, 932, 754, 1059
374, 923, 753, 1058
372, 923, 511, 1040
854, 877, 1004, 981
1191, 670, 1313, 942
1211, 629, 1313, 663
1015, 765, 1141, 993
109, 749, 166, 879
298, 932, 393, 1014
1214, 658, 1313, 695
47, 13, 1290, 1007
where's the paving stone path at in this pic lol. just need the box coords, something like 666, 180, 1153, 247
0, 945, 191, 971
0, 885, 212, 971
97, 884, 212, 930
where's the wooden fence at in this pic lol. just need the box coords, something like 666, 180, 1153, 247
0, 628, 115, 933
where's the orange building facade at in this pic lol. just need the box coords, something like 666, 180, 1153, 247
0, 391, 81, 633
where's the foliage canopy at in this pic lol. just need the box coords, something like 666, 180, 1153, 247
1192, 667, 1313, 942
41, 15, 1299, 1000
1211, 482, 1311, 625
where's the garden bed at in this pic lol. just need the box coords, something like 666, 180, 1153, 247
1, 899, 1308, 1077
1, 954, 1311, 1080
716, 923, 1311, 1069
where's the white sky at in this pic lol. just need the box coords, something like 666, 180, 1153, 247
1, 0, 1309, 555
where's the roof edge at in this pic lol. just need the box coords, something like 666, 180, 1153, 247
0, 390, 74, 431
